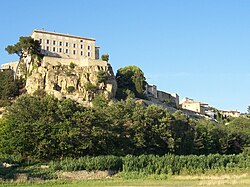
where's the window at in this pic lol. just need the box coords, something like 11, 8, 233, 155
66, 42, 68, 47
39, 39, 42, 43
65, 49, 68, 53
53, 40, 56, 45
88, 52, 90, 56
53, 47, 56, 52
88, 46, 91, 50
80, 39, 83, 42
81, 51, 83, 56
59, 41, 62, 46
47, 40, 49, 44
73, 43, 76, 48
46, 46, 49, 51
80, 45, 83, 49
59, 48, 62, 53
73, 50, 76, 55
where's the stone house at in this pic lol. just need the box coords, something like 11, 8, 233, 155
180, 97, 208, 114
220, 110, 241, 118
145, 84, 179, 109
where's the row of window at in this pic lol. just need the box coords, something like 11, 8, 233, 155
39, 39, 91, 50
43, 46, 91, 56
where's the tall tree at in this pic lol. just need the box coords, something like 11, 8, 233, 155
0, 70, 19, 99
116, 66, 147, 100
5, 36, 42, 59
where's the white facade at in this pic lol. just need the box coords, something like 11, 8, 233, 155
31, 30, 99, 60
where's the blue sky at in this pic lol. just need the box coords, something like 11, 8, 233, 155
0, 0, 249, 112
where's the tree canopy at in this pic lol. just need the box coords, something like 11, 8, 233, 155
0, 70, 24, 102
101, 54, 109, 62
0, 94, 249, 162
5, 36, 42, 58
116, 66, 147, 100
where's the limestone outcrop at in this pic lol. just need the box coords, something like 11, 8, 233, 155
25, 59, 117, 106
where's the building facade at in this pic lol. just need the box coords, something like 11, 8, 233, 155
146, 84, 179, 109
180, 97, 208, 114
31, 29, 99, 60
220, 110, 241, 118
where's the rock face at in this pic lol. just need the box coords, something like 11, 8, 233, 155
25, 60, 117, 106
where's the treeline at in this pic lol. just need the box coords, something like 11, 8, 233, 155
0, 94, 249, 162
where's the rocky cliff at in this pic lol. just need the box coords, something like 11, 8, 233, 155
25, 59, 117, 106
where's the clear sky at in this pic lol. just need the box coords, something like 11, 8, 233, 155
0, 0, 249, 112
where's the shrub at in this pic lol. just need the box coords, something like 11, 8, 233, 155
84, 82, 96, 92
33, 89, 46, 97
122, 154, 250, 175
69, 62, 76, 69
67, 86, 75, 93
0, 100, 12, 107
101, 54, 109, 62
97, 70, 108, 83
49, 156, 123, 172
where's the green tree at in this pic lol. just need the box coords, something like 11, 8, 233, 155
101, 54, 109, 62
5, 36, 42, 59
116, 66, 147, 100
0, 70, 19, 99
97, 70, 109, 83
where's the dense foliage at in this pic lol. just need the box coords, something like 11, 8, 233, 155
116, 66, 147, 100
50, 155, 123, 172
49, 154, 250, 175
5, 36, 42, 59
1, 154, 249, 181
122, 154, 250, 175
101, 54, 109, 62
0, 95, 249, 162
0, 70, 24, 106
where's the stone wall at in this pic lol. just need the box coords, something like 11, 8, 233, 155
42, 56, 108, 67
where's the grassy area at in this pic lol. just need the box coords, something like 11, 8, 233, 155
1, 173, 250, 187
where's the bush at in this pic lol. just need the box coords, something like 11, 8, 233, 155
101, 54, 109, 62
33, 89, 46, 97
50, 156, 123, 172
67, 86, 75, 93
122, 154, 250, 175
0, 100, 12, 107
69, 62, 76, 69
97, 70, 108, 83
84, 82, 96, 92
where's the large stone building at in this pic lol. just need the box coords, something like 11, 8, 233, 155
1, 30, 103, 75
31, 29, 99, 60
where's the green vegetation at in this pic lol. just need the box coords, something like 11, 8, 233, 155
97, 70, 109, 83
116, 66, 147, 100
69, 62, 76, 69
0, 95, 249, 163
67, 86, 75, 93
101, 54, 109, 62
49, 155, 122, 172
122, 154, 250, 175
47, 154, 250, 175
5, 36, 42, 59
0, 154, 249, 182
0, 70, 24, 106
84, 82, 96, 92
1, 175, 250, 187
